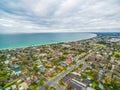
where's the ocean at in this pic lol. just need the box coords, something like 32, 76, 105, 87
0, 33, 96, 49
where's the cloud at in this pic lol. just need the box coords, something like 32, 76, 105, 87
0, 0, 120, 33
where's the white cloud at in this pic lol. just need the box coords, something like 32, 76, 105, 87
0, 0, 120, 33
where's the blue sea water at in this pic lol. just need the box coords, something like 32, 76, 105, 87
0, 33, 96, 49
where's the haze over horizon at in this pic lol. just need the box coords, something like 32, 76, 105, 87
0, 0, 120, 33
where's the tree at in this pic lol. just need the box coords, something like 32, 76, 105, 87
58, 79, 64, 85
33, 65, 39, 72
45, 85, 50, 90
65, 85, 72, 90
91, 80, 99, 89
29, 85, 36, 90
59, 56, 65, 61
38, 79, 44, 86
49, 87, 57, 90
110, 79, 120, 90
0, 55, 7, 61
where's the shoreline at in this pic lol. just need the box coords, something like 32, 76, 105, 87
0, 34, 97, 51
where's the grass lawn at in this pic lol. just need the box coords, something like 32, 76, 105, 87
3, 78, 19, 88
94, 44, 105, 47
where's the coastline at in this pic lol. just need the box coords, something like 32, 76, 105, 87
0, 33, 97, 51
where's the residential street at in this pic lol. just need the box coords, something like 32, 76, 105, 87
38, 53, 92, 90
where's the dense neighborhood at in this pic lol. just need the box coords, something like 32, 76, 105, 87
0, 33, 120, 90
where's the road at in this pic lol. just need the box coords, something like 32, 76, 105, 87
38, 53, 92, 90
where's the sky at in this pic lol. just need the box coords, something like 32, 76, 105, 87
0, 0, 120, 33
